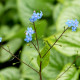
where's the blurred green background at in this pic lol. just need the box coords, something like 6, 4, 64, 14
0, 0, 80, 80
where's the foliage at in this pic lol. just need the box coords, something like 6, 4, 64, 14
0, 0, 80, 80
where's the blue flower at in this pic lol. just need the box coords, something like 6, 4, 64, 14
66, 20, 74, 27
0, 37, 2, 42
29, 16, 37, 22
24, 27, 34, 43
24, 36, 32, 42
73, 19, 79, 27
66, 19, 79, 31
72, 27, 77, 31
37, 11, 43, 19
27, 27, 34, 36
29, 11, 43, 22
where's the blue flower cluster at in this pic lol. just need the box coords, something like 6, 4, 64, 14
24, 27, 34, 42
66, 19, 79, 31
0, 37, 2, 42
30, 11, 43, 22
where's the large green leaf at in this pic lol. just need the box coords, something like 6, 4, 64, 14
5, 0, 17, 10
20, 42, 42, 80
53, 4, 63, 22
46, 25, 56, 36
0, 25, 23, 41
58, 0, 80, 6
34, 20, 47, 39
0, 67, 21, 80
56, 63, 79, 80
37, 43, 50, 71
0, 25, 10, 38
42, 49, 73, 80
17, 0, 52, 26
45, 30, 80, 56
40, 0, 54, 3
0, 38, 22, 62
4, 25, 20, 41
56, 5, 80, 31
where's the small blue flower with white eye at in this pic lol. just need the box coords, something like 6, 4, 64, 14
0, 37, 2, 42
24, 27, 34, 43
24, 36, 32, 42
66, 20, 74, 27
29, 16, 37, 22
26, 27, 35, 36
66, 19, 79, 31
29, 11, 43, 22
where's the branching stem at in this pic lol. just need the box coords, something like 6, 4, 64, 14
42, 27, 69, 58
1, 46, 39, 73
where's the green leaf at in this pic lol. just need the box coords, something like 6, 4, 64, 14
40, 0, 54, 3
37, 43, 50, 71
46, 25, 56, 36
58, 0, 80, 6
20, 46, 39, 80
5, 0, 17, 10
0, 25, 23, 41
53, 4, 63, 22
17, 0, 52, 26
56, 5, 80, 31
11, 27, 26, 39
0, 38, 22, 62
0, 25, 10, 38
45, 30, 80, 56
4, 25, 20, 41
0, 67, 21, 80
35, 20, 47, 39
42, 49, 73, 80
74, 55, 80, 67
56, 63, 79, 80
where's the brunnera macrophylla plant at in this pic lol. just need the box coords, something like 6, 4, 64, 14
0, 11, 79, 80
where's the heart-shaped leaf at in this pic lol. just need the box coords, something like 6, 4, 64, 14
37, 43, 50, 71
